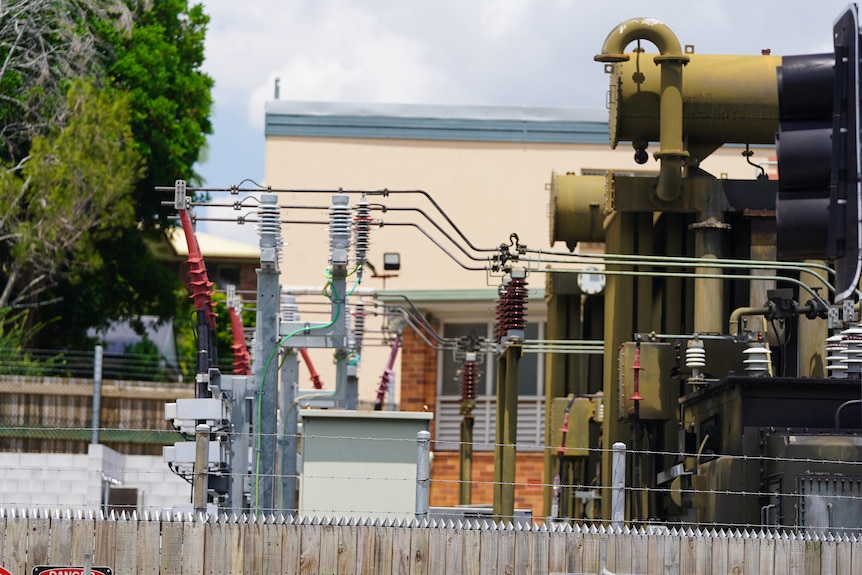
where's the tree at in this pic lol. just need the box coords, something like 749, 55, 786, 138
0, 0, 215, 348
96, 0, 213, 227
37, 0, 215, 348
0, 0, 130, 164
0, 81, 141, 311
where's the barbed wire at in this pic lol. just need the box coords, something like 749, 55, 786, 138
3, 425, 862, 469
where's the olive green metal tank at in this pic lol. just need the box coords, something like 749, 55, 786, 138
606, 53, 782, 162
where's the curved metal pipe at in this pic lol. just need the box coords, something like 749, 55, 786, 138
728, 306, 770, 336
596, 18, 689, 201
595, 18, 684, 59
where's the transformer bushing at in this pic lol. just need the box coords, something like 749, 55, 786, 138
743, 343, 772, 376
827, 325, 862, 378
826, 333, 849, 378
686, 338, 706, 383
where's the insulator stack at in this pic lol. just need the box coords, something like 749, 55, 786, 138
329, 194, 352, 266
826, 333, 849, 378
228, 306, 251, 376
743, 343, 772, 376
685, 338, 706, 383
257, 193, 282, 262
504, 277, 528, 332
353, 196, 372, 275
840, 325, 862, 377
353, 299, 366, 353
460, 358, 479, 402
178, 209, 216, 329
280, 294, 300, 323
494, 282, 508, 343
375, 336, 401, 410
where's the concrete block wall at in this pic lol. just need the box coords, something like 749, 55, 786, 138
0, 445, 189, 512
0, 451, 91, 509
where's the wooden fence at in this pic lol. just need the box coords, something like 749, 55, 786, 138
1, 510, 861, 575
0, 375, 192, 455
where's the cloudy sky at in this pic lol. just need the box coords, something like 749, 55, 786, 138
194, 0, 856, 224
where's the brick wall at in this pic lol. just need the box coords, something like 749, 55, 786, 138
429, 451, 547, 520
399, 323, 439, 419
400, 319, 549, 520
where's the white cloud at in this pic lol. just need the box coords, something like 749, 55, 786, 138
198, 0, 860, 187
241, 1, 471, 128
479, 0, 531, 39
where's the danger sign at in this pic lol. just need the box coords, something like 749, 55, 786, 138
32, 567, 113, 575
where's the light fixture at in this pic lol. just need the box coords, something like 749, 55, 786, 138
383, 252, 401, 271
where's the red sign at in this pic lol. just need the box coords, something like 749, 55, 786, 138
0, 567, 12, 575
32, 567, 112, 575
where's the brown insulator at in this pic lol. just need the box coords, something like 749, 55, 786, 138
460, 360, 479, 401
504, 277, 528, 331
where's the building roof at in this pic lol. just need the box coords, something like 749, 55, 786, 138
149, 226, 260, 263
265, 100, 610, 144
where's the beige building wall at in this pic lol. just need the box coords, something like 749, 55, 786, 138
266, 138, 768, 291
264, 103, 774, 404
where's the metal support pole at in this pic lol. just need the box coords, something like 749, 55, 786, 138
611, 442, 626, 530
693, 220, 726, 335
279, 349, 299, 514
91, 345, 103, 445
458, 414, 474, 505
415, 430, 431, 522
331, 270, 354, 409
227, 375, 251, 515
799, 259, 827, 377
494, 344, 521, 522
502, 344, 520, 521
255, 193, 281, 514
193, 423, 211, 514
493, 352, 506, 518
329, 194, 355, 409
601, 212, 636, 520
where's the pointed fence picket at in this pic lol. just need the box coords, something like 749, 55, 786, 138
0, 510, 859, 575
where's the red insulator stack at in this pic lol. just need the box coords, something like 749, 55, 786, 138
180, 210, 217, 329
460, 359, 479, 402
228, 307, 251, 375
504, 277, 528, 332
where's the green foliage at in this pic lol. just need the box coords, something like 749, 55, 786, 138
0, 80, 141, 311
0, 308, 32, 350
0, 0, 126, 163
22, 0, 215, 348
0, 308, 55, 376
97, 0, 214, 226
122, 336, 167, 381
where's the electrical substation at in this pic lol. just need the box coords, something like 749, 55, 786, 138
161, 5, 862, 534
